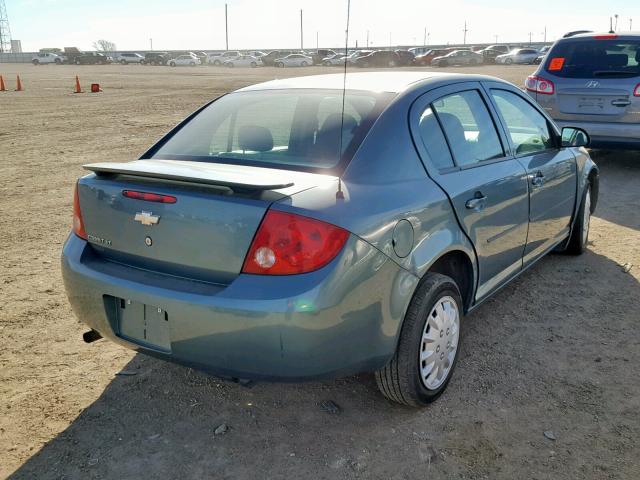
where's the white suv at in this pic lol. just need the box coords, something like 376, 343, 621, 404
207, 51, 242, 65
32, 53, 62, 65
115, 53, 144, 64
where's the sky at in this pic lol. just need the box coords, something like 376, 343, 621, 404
5, 0, 640, 52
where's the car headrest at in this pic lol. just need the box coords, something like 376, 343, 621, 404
320, 113, 358, 134
437, 112, 466, 144
238, 125, 274, 152
314, 113, 358, 159
606, 54, 628, 67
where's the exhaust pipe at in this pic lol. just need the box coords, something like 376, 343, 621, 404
83, 329, 102, 343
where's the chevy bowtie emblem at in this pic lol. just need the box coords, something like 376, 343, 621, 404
134, 211, 160, 226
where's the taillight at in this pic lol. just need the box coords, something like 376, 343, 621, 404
594, 34, 618, 40
525, 75, 555, 95
73, 182, 87, 240
242, 210, 349, 275
634, 84, 640, 97
122, 190, 177, 203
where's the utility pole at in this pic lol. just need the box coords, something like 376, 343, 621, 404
389, 32, 392, 48
463, 20, 468, 45
316, 31, 319, 50
630, 18, 633, 31
543, 26, 547, 43
300, 9, 303, 50
149, 38, 153, 51
424, 27, 427, 46
366, 30, 369, 48
494, 34, 498, 44
225, 3, 229, 50
528, 32, 532, 45
427, 32, 430, 45
614, 14, 619, 32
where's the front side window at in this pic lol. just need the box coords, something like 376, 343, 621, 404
152, 90, 390, 172
431, 90, 504, 167
491, 90, 554, 155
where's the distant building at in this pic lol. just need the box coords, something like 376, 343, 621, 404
10, 39, 22, 53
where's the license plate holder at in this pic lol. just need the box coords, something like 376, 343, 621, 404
116, 298, 171, 352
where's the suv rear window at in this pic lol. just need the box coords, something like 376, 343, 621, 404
545, 38, 640, 78
151, 90, 392, 173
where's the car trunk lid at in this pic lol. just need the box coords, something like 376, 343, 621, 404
78, 159, 337, 284
554, 80, 639, 122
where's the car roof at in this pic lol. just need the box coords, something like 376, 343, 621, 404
562, 31, 640, 40
236, 72, 506, 94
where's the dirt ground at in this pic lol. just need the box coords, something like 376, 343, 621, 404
0, 63, 639, 480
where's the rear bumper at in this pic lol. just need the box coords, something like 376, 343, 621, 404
554, 120, 640, 150
61, 234, 417, 381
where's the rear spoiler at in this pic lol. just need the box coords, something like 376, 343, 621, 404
83, 160, 295, 191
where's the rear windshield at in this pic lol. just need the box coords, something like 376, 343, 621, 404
545, 39, 640, 78
151, 89, 391, 173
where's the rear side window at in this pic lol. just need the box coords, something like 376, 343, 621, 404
491, 90, 555, 155
152, 90, 391, 172
416, 106, 455, 170
545, 39, 640, 78
431, 90, 504, 167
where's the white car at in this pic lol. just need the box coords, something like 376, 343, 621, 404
274, 53, 313, 67
495, 48, 539, 65
244, 50, 266, 59
115, 53, 145, 64
224, 55, 262, 68
167, 55, 201, 67
321, 53, 347, 66
208, 51, 242, 65
32, 52, 62, 65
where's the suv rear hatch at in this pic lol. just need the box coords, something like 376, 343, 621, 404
538, 36, 640, 123
78, 159, 337, 284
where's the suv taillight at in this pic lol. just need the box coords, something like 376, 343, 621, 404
242, 211, 349, 275
73, 182, 87, 240
525, 75, 555, 95
634, 84, 640, 97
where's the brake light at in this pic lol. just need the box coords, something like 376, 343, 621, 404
122, 190, 177, 203
594, 34, 618, 39
634, 84, 640, 97
73, 182, 87, 240
525, 75, 555, 95
242, 210, 349, 275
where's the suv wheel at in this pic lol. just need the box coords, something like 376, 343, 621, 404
169, 61, 176, 67
250, 61, 257, 68
301, 61, 308, 67
32, 59, 39, 65
375, 273, 463, 406
505, 58, 513, 65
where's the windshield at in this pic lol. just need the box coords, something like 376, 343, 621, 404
151, 89, 392, 173
545, 39, 640, 78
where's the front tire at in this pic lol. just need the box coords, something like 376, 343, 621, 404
250, 62, 257, 68
563, 185, 592, 255
301, 61, 308, 67
169, 61, 176, 67
505, 58, 513, 65
32, 59, 39, 65
376, 273, 463, 407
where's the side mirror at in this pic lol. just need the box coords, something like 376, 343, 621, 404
561, 127, 590, 148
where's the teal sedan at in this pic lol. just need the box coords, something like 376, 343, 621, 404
62, 72, 598, 407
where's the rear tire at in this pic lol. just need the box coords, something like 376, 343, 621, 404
301, 61, 308, 67
375, 273, 463, 407
169, 61, 176, 67
563, 185, 592, 255
250, 62, 257, 68
505, 58, 513, 65
32, 59, 39, 65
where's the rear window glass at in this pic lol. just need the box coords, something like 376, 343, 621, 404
152, 90, 391, 172
545, 39, 640, 78
153, 90, 392, 171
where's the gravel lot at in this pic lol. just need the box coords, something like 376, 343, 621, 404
1, 63, 639, 480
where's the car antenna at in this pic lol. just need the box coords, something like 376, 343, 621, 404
336, 0, 351, 201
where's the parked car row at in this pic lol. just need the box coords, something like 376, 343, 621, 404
32, 45, 551, 68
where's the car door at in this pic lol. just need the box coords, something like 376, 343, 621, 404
484, 82, 577, 266
410, 82, 530, 301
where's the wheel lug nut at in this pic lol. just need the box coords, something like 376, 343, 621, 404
436, 345, 440, 352
440, 331, 444, 338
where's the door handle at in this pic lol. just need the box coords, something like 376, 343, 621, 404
531, 172, 545, 188
611, 100, 631, 107
465, 194, 487, 211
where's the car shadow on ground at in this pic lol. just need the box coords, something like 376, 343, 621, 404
9, 246, 640, 479
589, 149, 640, 231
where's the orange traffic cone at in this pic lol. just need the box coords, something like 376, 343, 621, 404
73, 75, 82, 93
15, 75, 23, 91
0, 75, 5, 92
